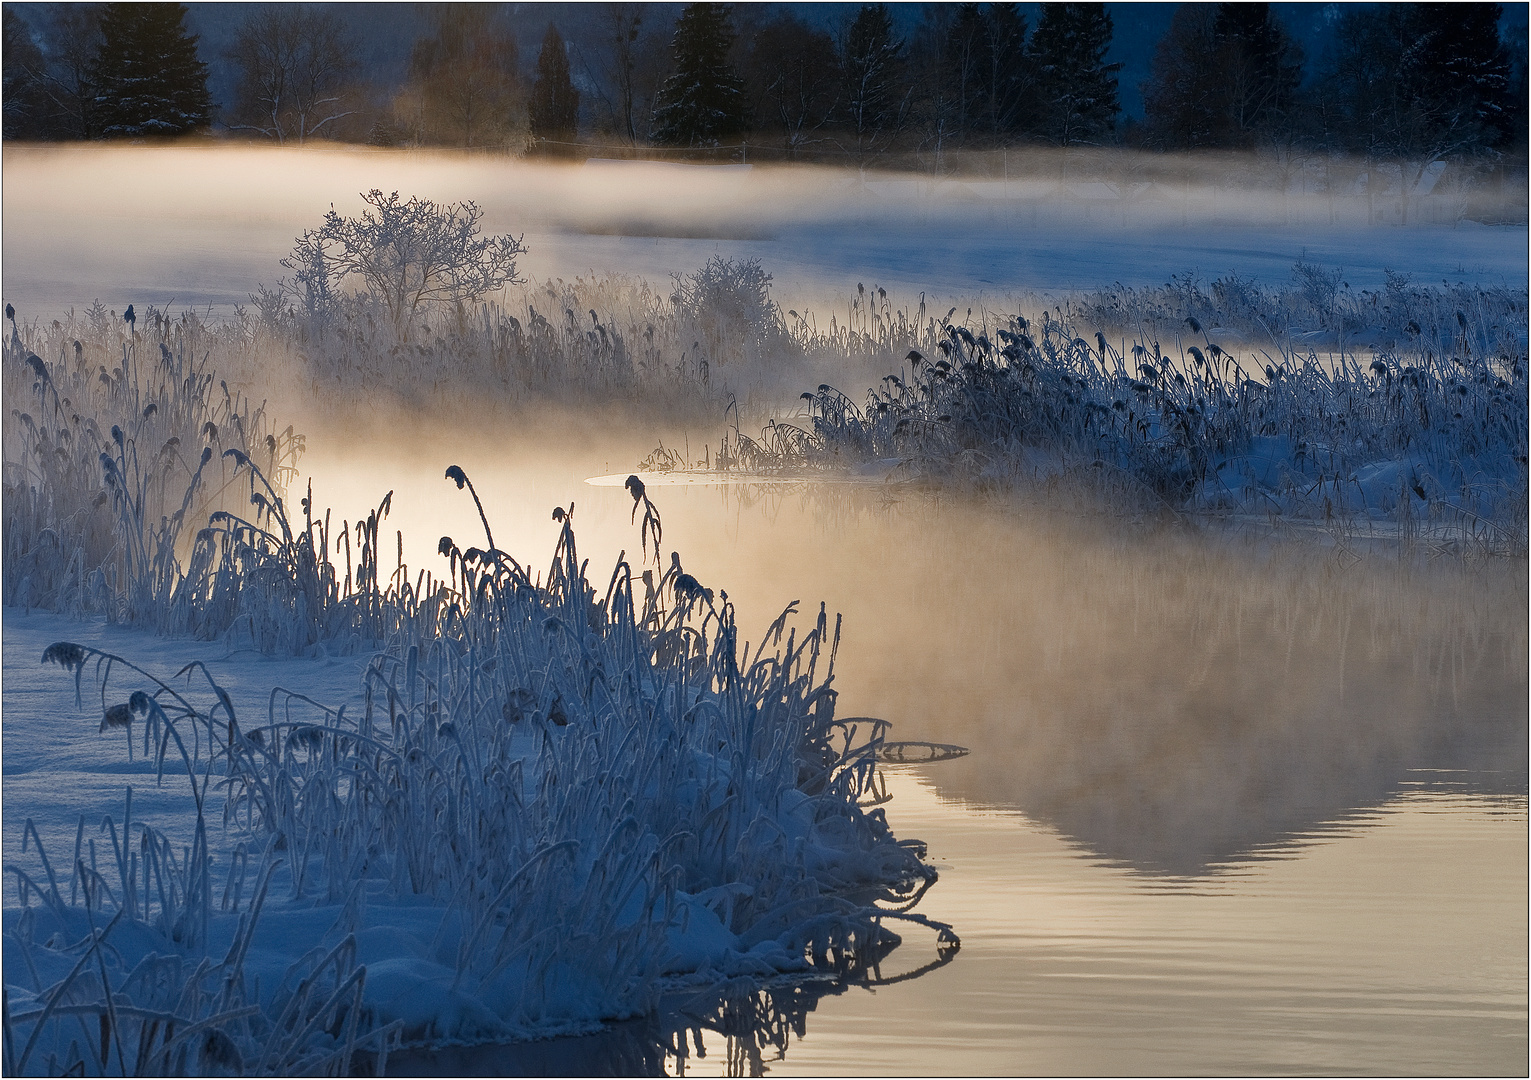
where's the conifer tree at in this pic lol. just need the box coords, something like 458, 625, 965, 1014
1403, 3, 1511, 150
1142, 3, 1302, 150
92, 2, 211, 137
982, 3, 1030, 138
652, 3, 746, 147
1140, 5, 1223, 149
529, 23, 579, 152
1025, 3, 1120, 146
1320, 3, 1510, 158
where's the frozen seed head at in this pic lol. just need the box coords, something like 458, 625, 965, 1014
100, 703, 133, 732
42, 642, 86, 671
445, 464, 468, 489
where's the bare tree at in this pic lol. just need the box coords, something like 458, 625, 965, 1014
284, 189, 526, 337
605, 3, 644, 144
37, 4, 105, 139
743, 12, 840, 159
226, 5, 356, 143
402, 5, 520, 150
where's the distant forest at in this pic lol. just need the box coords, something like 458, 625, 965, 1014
4, 1, 1526, 174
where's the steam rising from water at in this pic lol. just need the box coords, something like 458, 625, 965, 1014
4, 145, 1525, 318
295, 419, 1527, 878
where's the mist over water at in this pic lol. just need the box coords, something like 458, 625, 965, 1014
287, 419, 1527, 1074
292, 416, 1528, 879
4, 145, 1526, 320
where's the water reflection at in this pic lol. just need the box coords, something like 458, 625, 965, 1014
692, 480, 1528, 877
374, 919, 958, 1077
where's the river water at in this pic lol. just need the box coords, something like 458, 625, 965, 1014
296, 422, 1527, 1077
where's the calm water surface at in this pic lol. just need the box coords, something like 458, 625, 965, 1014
731, 773, 1526, 1077
297, 425, 1527, 1076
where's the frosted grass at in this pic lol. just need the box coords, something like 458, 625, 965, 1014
712, 273, 1528, 553
3, 310, 954, 1071
2, 306, 302, 624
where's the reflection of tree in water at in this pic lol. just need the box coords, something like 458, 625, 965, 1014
713, 482, 1528, 876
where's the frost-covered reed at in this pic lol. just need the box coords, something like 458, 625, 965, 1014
6, 454, 950, 1070
4, 252, 953, 1071
721, 271, 1528, 553
246, 257, 796, 422
2, 305, 302, 624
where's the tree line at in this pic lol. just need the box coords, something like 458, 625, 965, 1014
3, 2, 1524, 168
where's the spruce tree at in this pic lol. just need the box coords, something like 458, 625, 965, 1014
982, 3, 1030, 138
93, 3, 211, 138
1142, 3, 1300, 150
652, 3, 746, 148
1025, 3, 1120, 146
1403, 3, 1511, 150
529, 23, 580, 152
1140, 5, 1224, 150
1320, 3, 1510, 158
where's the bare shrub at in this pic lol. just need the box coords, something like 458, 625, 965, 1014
671, 256, 795, 372
282, 189, 526, 337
